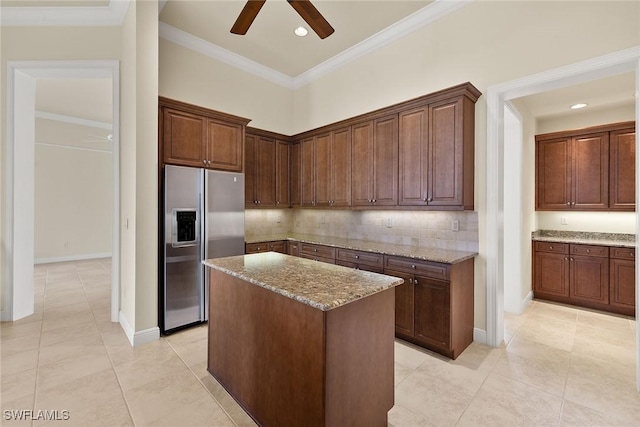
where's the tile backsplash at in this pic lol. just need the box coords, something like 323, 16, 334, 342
245, 209, 479, 252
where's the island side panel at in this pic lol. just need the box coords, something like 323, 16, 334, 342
325, 288, 395, 427
450, 258, 474, 359
207, 269, 326, 427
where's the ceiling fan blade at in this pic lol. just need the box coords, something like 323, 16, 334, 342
231, 0, 267, 35
287, 0, 334, 39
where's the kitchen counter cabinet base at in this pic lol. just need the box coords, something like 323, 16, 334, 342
207, 269, 394, 427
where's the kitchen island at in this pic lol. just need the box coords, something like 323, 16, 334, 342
203, 252, 404, 427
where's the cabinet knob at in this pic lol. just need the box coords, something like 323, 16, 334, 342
411, 264, 416, 269
631, 252, 635, 257
566, 202, 570, 205
314, 248, 318, 252
355, 255, 359, 259
549, 246, 553, 250
203, 160, 207, 165
372, 199, 376, 203
571, 201, 576, 205
427, 197, 433, 202
586, 249, 590, 253
564, 257, 568, 260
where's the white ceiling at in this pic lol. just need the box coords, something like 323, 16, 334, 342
2, 0, 637, 126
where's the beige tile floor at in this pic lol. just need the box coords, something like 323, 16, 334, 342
1, 259, 638, 426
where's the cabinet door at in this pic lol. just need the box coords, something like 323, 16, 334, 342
386, 269, 415, 337
206, 119, 243, 172
536, 138, 571, 210
372, 115, 399, 206
351, 121, 374, 206
428, 99, 463, 207
572, 133, 608, 210
610, 258, 636, 313
244, 134, 258, 207
534, 251, 570, 298
570, 255, 609, 305
290, 142, 301, 206
330, 127, 352, 207
413, 276, 450, 350
314, 133, 331, 207
256, 137, 277, 207
163, 108, 206, 167
301, 137, 316, 206
399, 107, 428, 206
276, 140, 290, 207
610, 128, 636, 210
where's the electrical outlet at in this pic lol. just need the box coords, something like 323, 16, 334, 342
561, 217, 568, 225
321, 215, 325, 224
451, 219, 459, 232
276, 215, 282, 224
386, 218, 392, 228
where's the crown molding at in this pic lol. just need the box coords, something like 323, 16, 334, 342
1, 0, 129, 27
159, 0, 471, 90
293, 0, 473, 89
36, 110, 112, 130
159, 22, 295, 90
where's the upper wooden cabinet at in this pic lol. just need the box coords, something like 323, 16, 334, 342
352, 115, 399, 207
245, 128, 290, 208
536, 121, 635, 211
398, 95, 475, 209
159, 97, 250, 172
300, 128, 351, 207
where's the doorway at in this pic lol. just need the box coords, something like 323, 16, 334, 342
486, 47, 640, 390
3, 60, 120, 323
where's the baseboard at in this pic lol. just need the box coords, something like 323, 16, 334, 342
119, 310, 160, 347
521, 291, 534, 313
0, 310, 11, 322
473, 328, 487, 345
35, 252, 112, 265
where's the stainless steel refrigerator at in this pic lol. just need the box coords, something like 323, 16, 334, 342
162, 165, 245, 333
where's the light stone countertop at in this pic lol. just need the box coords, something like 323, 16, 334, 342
245, 233, 477, 264
203, 252, 404, 311
531, 230, 636, 248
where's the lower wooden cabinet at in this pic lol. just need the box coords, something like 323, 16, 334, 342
533, 241, 634, 316
384, 256, 474, 360
245, 241, 287, 254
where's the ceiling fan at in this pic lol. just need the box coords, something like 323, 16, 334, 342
231, 0, 335, 39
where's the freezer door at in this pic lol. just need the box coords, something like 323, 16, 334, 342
204, 170, 245, 320
164, 165, 205, 331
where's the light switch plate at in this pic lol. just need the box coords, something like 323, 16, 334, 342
451, 219, 459, 232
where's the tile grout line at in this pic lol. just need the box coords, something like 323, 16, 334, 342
164, 338, 243, 427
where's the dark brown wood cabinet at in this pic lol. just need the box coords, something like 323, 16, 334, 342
245, 133, 276, 207
398, 96, 475, 209
609, 127, 636, 210
246, 241, 287, 254
335, 248, 384, 273
290, 142, 301, 206
610, 247, 636, 316
159, 97, 249, 172
533, 241, 634, 316
384, 256, 474, 359
298, 242, 336, 264
276, 140, 290, 207
352, 115, 399, 207
536, 122, 635, 211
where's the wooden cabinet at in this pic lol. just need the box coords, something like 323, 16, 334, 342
245, 241, 287, 254
384, 256, 474, 359
245, 133, 276, 207
536, 122, 635, 211
335, 248, 384, 273
536, 133, 609, 210
352, 115, 399, 207
159, 97, 249, 172
300, 128, 351, 207
298, 243, 336, 264
533, 241, 634, 315
399, 96, 475, 209
290, 142, 301, 207
609, 127, 636, 210
610, 247, 636, 316
276, 140, 290, 207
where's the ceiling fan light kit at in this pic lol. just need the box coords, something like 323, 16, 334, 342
231, 0, 334, 39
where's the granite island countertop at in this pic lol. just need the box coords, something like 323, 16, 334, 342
245, 233, 476, 264
532, 230, 636, 248
203, 252, 404, 311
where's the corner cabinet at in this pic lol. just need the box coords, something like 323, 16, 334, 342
535, 121, 635, 211
245, 129, 291, 208
159, 97, 249, 172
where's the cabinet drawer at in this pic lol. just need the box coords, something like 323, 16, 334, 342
610, 247, 636, 260
299, 253, 335, 264
299, 243, 336, 260
335, 259, 384, 274
534, 242, 569, 254
246, 242, 269, 254
570, 244, 608, 257
267, 241, 286, 254
383, 256, 449, 280
336, 249, 384, 268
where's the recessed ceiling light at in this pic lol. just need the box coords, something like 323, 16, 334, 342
294, 26, 308, 37
570, 103, 588, 110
